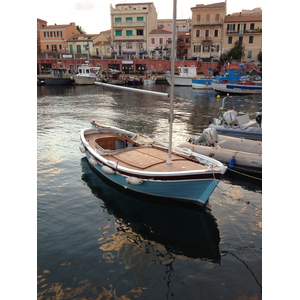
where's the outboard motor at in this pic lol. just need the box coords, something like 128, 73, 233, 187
190, 127, 218, 145
203, 128, 218, 146
223, 110, 237, 125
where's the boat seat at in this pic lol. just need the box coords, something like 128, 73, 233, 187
236, 114, 257, 127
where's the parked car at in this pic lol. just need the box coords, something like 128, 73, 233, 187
162, 69, 171, 74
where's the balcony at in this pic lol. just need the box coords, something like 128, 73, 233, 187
113, 21, 146, 28
226, 28, 262, 35
193, 20, 224, 26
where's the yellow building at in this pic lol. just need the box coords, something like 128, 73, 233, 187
223, 8, 262, 62
67, 33, 112, 58
190, 2, 226, 61
110, 2, 157, 58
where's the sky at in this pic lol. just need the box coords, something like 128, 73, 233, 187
37, 0, 263, 34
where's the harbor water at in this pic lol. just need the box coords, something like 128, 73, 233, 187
37, 84, 262, 299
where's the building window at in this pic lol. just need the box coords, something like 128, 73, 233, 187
126, 43, 133, 49
205, 29, 210, 37
238, 23, 246, 34
247, 51, 252, 58
137, 42, 143, 49
215, 14, 220, 21
159, 38, 163, 45
115, 17, 121, 23
115, 30, 122, 36
167, 38, 172, 44
249, 36, 254, 43
206, 14, 210, 22
227, 24, 235, 31
151, 38, 155, 44
51, 44, 57, 52
228, 36, 233, 44
46, 45, 49, 50
136, 29, 143, 36
126, 17, 132, 23
50, 31, 56, 37
214, 29, 218, 37
77, 45, 81, 53
137, 17, 144, 22
57, 31, 62, 37
196, 14, 201, 22
250, 23, 255, 30
203, 45, 209, 52
126, 30, 133, 36
59, 44, 62, 50
196, 29, 200, 37
194, 45, 201, 52
44, 32, 49, 37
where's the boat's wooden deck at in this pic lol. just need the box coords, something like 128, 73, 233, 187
84, 132, 208, 172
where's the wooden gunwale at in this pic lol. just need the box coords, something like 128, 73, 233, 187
84, 132, 210, 173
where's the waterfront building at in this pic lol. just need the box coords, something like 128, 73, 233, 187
67, 33, 112, 58
37, 22, 80, 53
190, 2, 226, 61
223, 8, 262, 62
110, 2, 158, 59
148, 29, 173, 59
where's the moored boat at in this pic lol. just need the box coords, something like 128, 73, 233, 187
79, 122, 227, 205
73, 64, 100, 85
178, 127, 262, 176
192, 65, 260, 89
211, 80, 262, 94
166, 66, 201, 86
44, 67, 74, 85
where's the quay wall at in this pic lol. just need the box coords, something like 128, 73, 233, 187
37, 58, 261, 76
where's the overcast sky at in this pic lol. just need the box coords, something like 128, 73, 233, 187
37, 0, 263, 33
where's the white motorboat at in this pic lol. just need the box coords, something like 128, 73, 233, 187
73, 64, 100, 85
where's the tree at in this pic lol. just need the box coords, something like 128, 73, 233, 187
76, 25, 86, 34
228, 41, 244, 62
257, 51, 262, 62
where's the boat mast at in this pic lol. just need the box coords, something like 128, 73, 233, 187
167, 0, 177, 165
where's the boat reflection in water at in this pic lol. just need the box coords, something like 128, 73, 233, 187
81, 157, 221, 263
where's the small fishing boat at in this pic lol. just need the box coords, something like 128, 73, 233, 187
166, 66, 200, 86
99, 68, 124, 85
178, 127, 262, 176
211, 80, 262, 94
192, 65, 260, 89
44, 67, 74, 85
73, 64, 100, 85
80, 0, 227, 205
79, 122, 227, 205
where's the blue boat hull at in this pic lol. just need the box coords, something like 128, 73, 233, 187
212, 82, 262, 94
85, 152, 219, 205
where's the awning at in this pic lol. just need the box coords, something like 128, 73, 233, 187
112, 51, 118, 54
139, 51, 147, 54
122, 52, 136, 54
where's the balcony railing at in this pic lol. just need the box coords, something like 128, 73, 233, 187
113, 21, 146, 28
226, 29, 262, 35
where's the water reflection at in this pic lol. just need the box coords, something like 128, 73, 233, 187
81, 157, 221, 264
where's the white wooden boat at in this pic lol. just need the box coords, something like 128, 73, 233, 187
73, 64, 100, 85
178, 128, 262, 176
80, 0, 227, 205
80, 122, 227, 205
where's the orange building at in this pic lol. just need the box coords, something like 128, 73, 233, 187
37, 21, 80, 53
